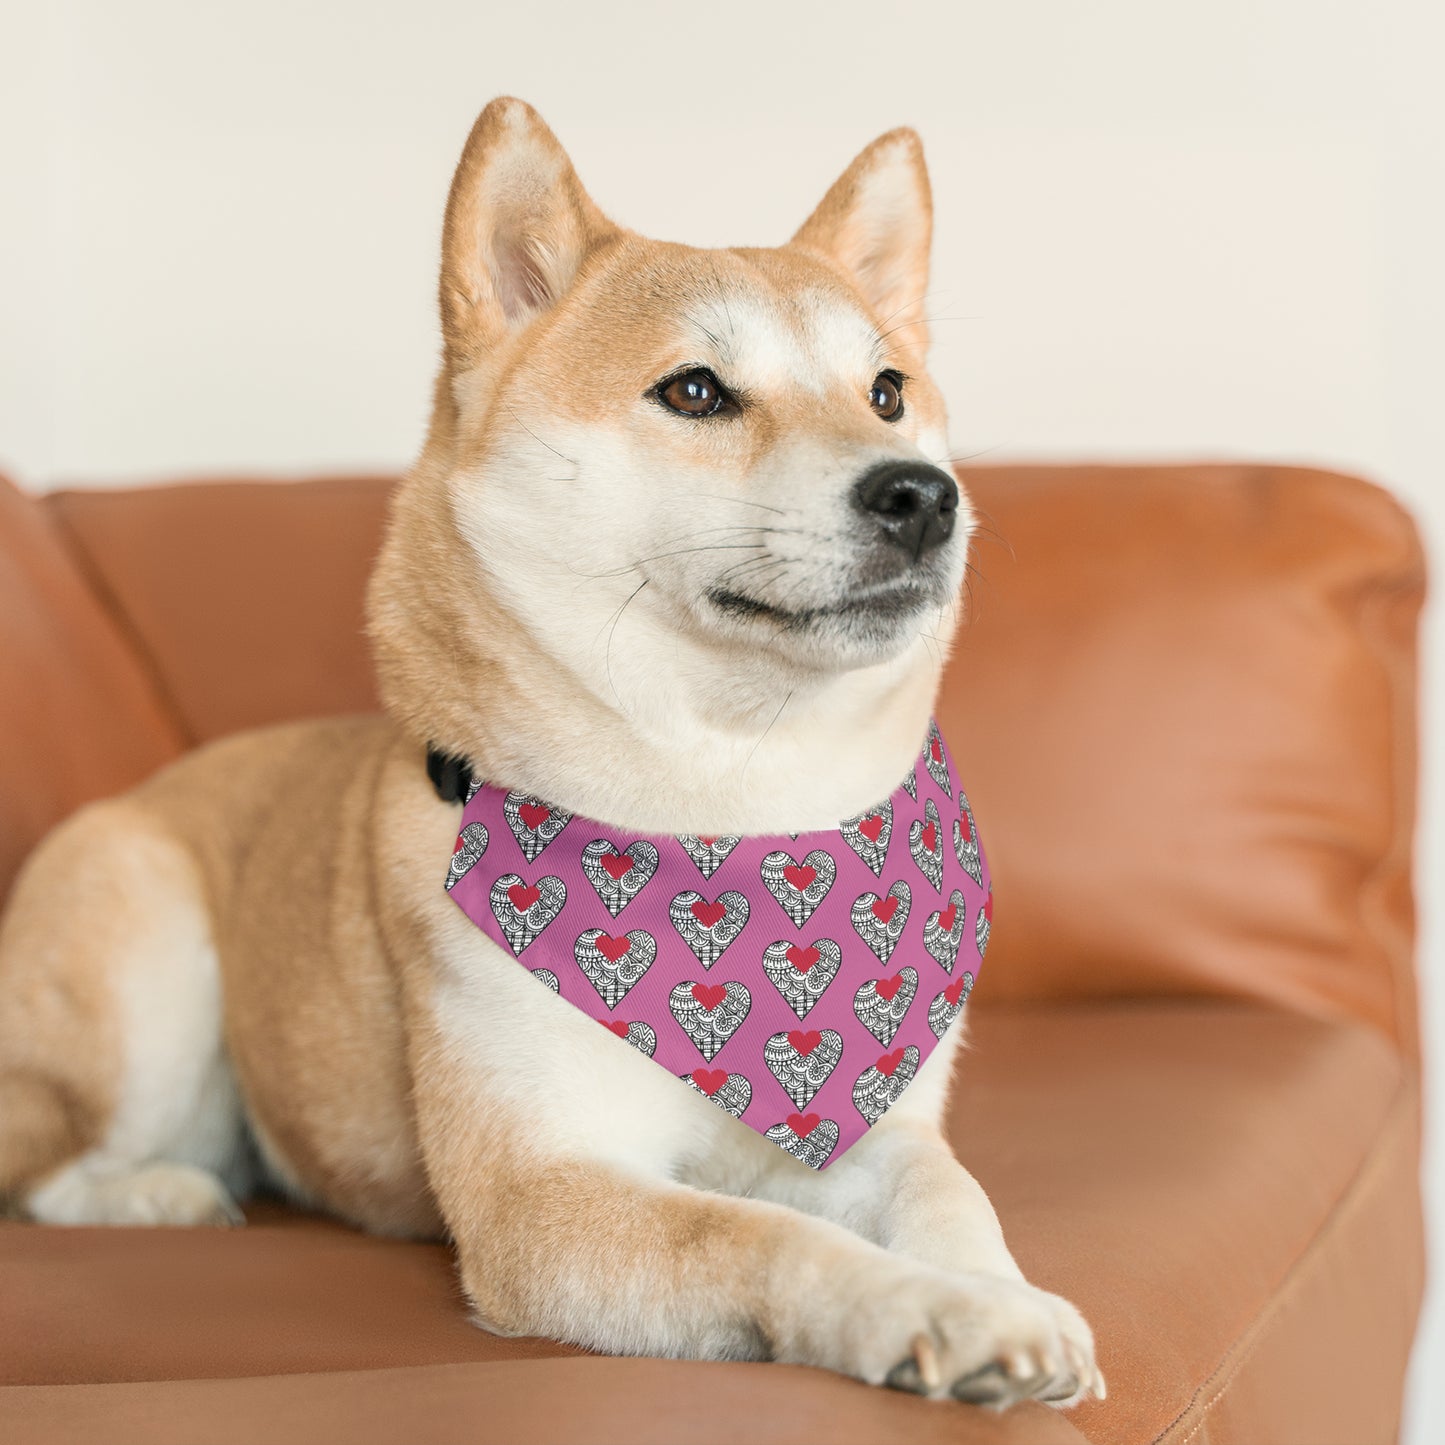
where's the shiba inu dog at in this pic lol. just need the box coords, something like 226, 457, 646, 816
0, 98, 1102, 1408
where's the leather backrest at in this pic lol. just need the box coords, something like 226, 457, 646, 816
942, 464, 1423, 1058
0, 474, 184, 901
47, 477, 390, 742
33, 465, 1424, 1055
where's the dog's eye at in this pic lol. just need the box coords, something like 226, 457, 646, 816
658, 369, 725, 417
869, 371, 905, 421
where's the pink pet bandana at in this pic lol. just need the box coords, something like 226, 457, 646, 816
443, 721, 990, 1169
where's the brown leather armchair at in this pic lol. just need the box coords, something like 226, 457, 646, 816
0, 462, 1425, 1445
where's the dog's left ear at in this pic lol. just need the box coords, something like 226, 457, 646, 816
791, 129, 933, 353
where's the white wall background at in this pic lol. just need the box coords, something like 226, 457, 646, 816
1, 0, 1440, 1434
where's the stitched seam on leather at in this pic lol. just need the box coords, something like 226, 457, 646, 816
1151, 1074, 1416, 1445
45, 496, 201, 749
1353, 561, 1426, 1069
1315, 468, 1426, 1067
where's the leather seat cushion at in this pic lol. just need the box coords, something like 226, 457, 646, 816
0, 1001, 1421, 1444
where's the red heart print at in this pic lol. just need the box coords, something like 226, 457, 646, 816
938, 903, 957, 931
692, 1068, 728, 1095
877, 1049, 905, 1077
859, 814, 884, 843
595, 934, 631, 962
785, 944, 820, 972
782, 864, 817, 892
787, 1112, 820, 1138
454, 833, 466, 851
692, 982, 727, 1011
691, 899, 727, 928
507, 883, 541, 911
519, 802, 550, 829
875, 973, 903, 1001
787, 1029, 821, 1056
959, 812, 972, 840
872, 895, 899, 924
945, 976, 968, 1006
698, 835, 717, 845
930, 738, 943, 764
984, 895, 994, 921
601, 852, 634, 881
604, 1020, 631, 1038
921, 821, 937, 853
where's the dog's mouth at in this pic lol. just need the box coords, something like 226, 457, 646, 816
705, 576, 938, 630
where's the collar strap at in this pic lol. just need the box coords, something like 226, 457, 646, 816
426, 745, 474, 803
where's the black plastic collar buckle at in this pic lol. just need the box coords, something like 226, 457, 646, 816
426, 745, 475, 804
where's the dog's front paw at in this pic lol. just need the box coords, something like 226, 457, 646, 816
962, 1284, 1105, 1410
824, 1267, 1104, 1408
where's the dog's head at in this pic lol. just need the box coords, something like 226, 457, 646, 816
370, 99, 970, 791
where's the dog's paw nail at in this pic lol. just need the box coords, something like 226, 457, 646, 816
1040, 1372, 1080, 1403
1092, 1366, 1108, 1401
1002, 1347, 1035, 1378
951, 1361, 1011, 1405
910, 1331, 942, 1391
885, 1359, 927, 1395
214, 1196, 246, 1227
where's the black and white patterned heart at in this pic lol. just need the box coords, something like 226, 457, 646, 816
928, 972, 975, 1038
669, 980, 751, 1061
763, 1027, 843, 1109
976, 896, 991, 959
922, 720, 953, 799
488, 874, 566, 955
677, 834, 741, 879
601, 1018, 657, 1056
850, 880, 912, 965
681, 1067, 752, 1118
759, 849, 836, 927
464, 774, 485, 804
923, 889, 968, 974
669, 889, 749, 968
445, 821, 489, 891
907, 799, 945, 892
502, 792, 572, 861
580, 838, 659, 917
574, 927, 657, 1008
839, 801, 892, 877
760, 938, 842, 1020
852, 1044, 920, 1125
953, 793, 983, 886
853, 965, 918, 1047
764, 1115, 839, 1169
529, 967, 559, 992
902, 766, 918, 800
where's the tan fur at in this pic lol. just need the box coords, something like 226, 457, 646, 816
0, 98, 1101, 1405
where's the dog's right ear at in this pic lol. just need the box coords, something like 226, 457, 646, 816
439, 98, 617, 368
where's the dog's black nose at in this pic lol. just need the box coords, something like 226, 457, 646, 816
853, 460, 959, 560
